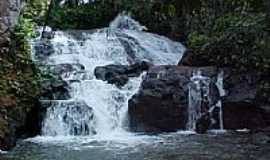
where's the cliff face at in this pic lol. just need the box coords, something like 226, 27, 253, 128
0, 0, 41, 150
0, 0, 22, 150
0, 0, 22, 54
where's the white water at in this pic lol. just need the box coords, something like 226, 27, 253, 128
215, 71, 226, 130
31, 14, 185, 139
187, 70, 211, 130
187, 70, 225, 131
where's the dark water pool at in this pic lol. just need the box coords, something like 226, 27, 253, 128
1, 132, 270, 160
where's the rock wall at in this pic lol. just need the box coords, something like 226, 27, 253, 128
0, 0, 22, 55
0, 0, 26, 150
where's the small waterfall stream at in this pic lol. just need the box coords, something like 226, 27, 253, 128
31, 14, 185, 137
187, 70, 225, 131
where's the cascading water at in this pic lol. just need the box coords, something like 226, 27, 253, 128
31, 13, 185, 137
215, 71, 226, 130
187, 70, 225, 131
187, 70, 211, 130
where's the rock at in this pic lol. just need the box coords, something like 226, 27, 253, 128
178, 49, 210, 67
195, 113, 211, 134
128, 65, 220, 133
223, 102, 266, 130
94, 61, 152, 87
0, 0, 22, 55
251, 132, 270, 145
221, 72, 266, 130
0, 98, 41, 150
40, 79, 71, 100
33, 41, 54, 60
52, 63, 85, 74
223, 72, 259, 103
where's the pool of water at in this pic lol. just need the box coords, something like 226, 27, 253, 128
1, 132, 270, 160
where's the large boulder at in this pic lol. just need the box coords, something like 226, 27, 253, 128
222, 72, 267, 130
94, 61, 152, 87
128, 66, 220, 133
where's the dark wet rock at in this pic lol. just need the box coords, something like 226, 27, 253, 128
94, 61, 152, 87
178, 49, 211, 67
221, 72, 267, 130
223, 72, 259, 103
128, 65, 220, 133
0, 98, 41, 151
178, 49, 194, 66
260, 104, 270, 126
195, 113, 211, 134
223, 102, 266, 130
33, 41, 54, 60
49, 63, 85, 76
251, 132, 270, 145
40, 79, 71, 100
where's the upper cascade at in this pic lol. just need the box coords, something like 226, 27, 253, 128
109, 12, 147, 31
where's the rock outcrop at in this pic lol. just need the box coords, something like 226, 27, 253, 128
0, 0, 22, 55
40, 79, 71, 100
94, 61, 152, 87
222, 72, 267, 130
128, 65, 267, 133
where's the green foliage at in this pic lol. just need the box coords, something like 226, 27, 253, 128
188, 32, 209, 48
187, 0, 269, 73
49, 2, 118, 29
23, 0, 49, 25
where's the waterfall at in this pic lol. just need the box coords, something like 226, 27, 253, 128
215, 71, 225, 130
187, 70, 211, 130
187, 70, 225, 131
31, 14, 185, 137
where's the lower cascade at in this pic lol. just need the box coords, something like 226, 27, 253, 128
31, 14, 185, 137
